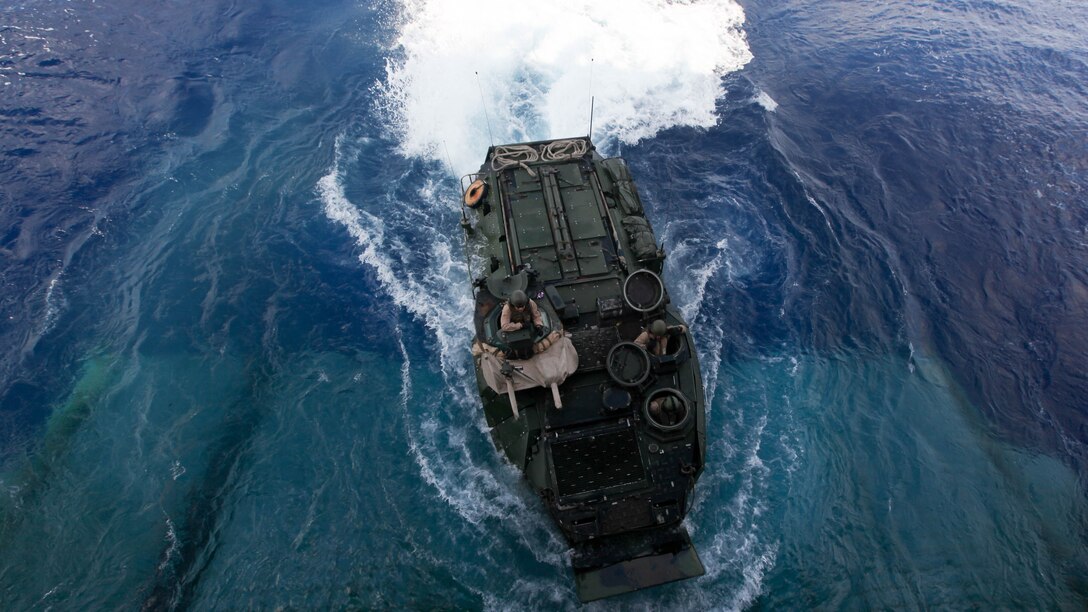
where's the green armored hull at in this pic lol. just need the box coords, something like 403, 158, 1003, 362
461, 137, 706, 602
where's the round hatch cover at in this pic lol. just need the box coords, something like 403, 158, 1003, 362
606, 342, 651, 387
623, 269, 664, 312
601, 386, 632, 411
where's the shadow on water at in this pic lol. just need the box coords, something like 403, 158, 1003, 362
167, 74, 217, 139
0, 354, 118, 540
139, 360, 271, 611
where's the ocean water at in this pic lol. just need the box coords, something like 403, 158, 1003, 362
2, 0, 1087, 609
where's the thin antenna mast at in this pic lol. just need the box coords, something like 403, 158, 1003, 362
448, 138, 475, 289
475, 71, 495, 147
587, 58, 595, 139
442, 141, 457, 179
589, 97, 595, 141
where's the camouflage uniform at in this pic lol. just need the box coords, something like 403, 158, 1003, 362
500, 298, 542, 332
634, 320, 686, 356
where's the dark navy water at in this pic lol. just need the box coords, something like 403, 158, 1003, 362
2, 0, 1087, 608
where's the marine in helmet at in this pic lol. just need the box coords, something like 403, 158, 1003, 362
500, 289, 543, 334
634, 319, 687, 356
649, 394, 686, 427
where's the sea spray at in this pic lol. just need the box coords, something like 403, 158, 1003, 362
378, 0, 753, 174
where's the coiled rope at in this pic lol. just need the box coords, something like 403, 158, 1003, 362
490, 139, 589, 176
540, 138, 588, 162
491, 144, 540, 175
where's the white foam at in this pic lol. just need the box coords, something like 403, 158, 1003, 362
393, 335, 567, 570
317, 135, 474, 379
753, 89, 778, 112
686, 409, 778, 609
675, 236, 732, 324
21, 269, 67, 355
380, 0, 753, 174
159, 514, 180, 572
319, 135, 570, 583
664, 229, 746, 410
791, 171, 840, 247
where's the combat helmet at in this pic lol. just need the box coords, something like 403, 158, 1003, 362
510, 290, 528, 308
650, 319, 667, 336
662, 395, 681, 413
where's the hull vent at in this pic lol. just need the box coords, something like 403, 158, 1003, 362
552, 428, 646, 497
570, 327, 620, 371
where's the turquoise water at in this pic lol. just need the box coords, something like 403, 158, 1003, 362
2, 0, 1087, 608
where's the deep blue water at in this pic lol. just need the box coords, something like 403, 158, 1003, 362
2, 0, 1087, 608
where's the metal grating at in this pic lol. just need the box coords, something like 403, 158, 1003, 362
552, 428, 646, 497
570, 327, 620, 371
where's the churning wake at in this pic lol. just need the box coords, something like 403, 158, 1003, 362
379, 0, 753, 174
318, 0, 781, 606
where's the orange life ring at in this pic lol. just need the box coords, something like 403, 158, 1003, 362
464, 179, 488, 208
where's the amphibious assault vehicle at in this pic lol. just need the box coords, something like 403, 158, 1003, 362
460, 137, 705, 602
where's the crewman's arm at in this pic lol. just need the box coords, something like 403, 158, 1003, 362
500, 303, 521, 331
655, 336, 668, 356
530, 300, 543, 327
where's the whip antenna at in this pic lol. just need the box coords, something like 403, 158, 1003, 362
588, 97, 595, 141
442, 140, 457, 178
475, 71, 495, 147
587, 58, 595, 139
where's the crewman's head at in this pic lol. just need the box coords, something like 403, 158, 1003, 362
662, 396, 681, 413
510, 290, 528, 310
650, 319, 667, 336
